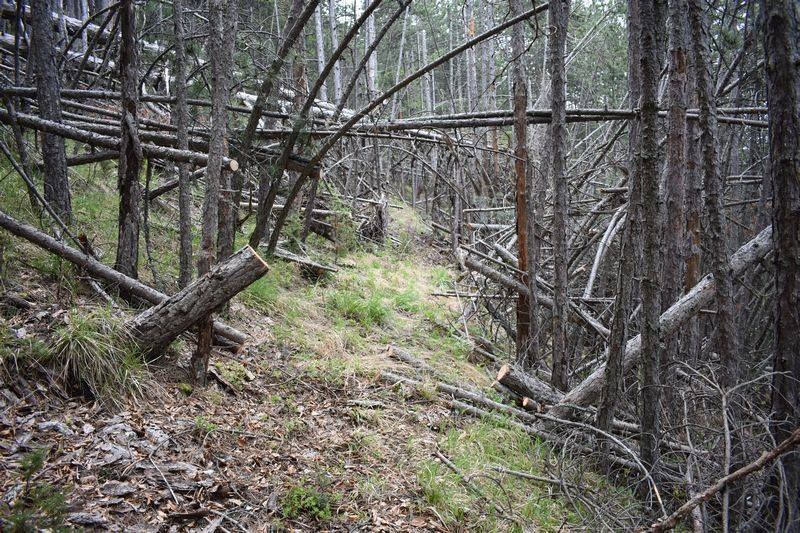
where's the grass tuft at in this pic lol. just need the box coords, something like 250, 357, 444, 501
47, 307, 147, 405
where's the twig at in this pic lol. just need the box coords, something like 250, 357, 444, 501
647, 427, 800, 532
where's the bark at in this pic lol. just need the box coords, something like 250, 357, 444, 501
761, 0, 800, 528
30, 0, 72, 222
661, 0, 688, 401
0, 209, 248, 346
689, 0, 738, 387
548, 0, 570, 392
327, 0, 342, 103
130, 246, 268, 357
389, 6, 410, 120
313, 5, 328, 102
173, 0, 192, 289
595, 0, 642, 442
114, 0, 142, 280
552, 226, 773, 420
215, 1, 239, 262
638, 0, 664, 480
496, 364, 564, 405
193, 0, 236, 385
510, 0, 535, 369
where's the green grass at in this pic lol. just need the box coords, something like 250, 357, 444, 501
2, 449, 68, 532
327, 288, 392, 327
281, 484, 337, 522
46, 306, 147, 405
416, 419, 574, 531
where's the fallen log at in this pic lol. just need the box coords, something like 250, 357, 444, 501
129, 246, 268, 356
464, 254, 611, 338
66, 150, 118, 167
272, 247, 338, 277
547, 226, 773, 419
0, 209, 249, 345
496, 364, 564, 405
0, 108, 239, 171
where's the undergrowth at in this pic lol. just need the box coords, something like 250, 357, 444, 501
1, 448, 69, 532
47, 307, 147, 406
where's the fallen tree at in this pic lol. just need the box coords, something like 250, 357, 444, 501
129, 246, 268, 356
0, 209, 249, 346
547, 226, 773, 419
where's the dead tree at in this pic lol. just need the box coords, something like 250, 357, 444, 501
689, 0, 738, 387
637, 0, 664, 485
510, 0, 536, 370
661, 0, 688, 401
30, 0, 72, 222
192, 0, 237, 385
173, 0, 192, 289
114, 0, 142, 280
548, 0, 570, 392
761, 0, 800, 527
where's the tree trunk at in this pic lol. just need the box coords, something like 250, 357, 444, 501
313, 4, 328, 102
173, 0, 192, 289
761, 0, 800, 528
548, 0, 570, 392
114, 0, 142, 280
327, 0, 342, 104
638, 0, 664, 485
497, 364, 564, 405
193, 0, 237, 385
689, 0, 738, 388
130, 246, 268, 357
595, 0, 642, 444
661, 0, 688, 406
30, 0, 72, 222
510, 0, 536, 370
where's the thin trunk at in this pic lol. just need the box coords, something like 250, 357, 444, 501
689, 0, 738, 388
762, 0, 800, 528
314, 5, 328, 102
596, 0, 642, 462
192, 0, 236, 385
173, 0, 192, 289
390, 7, 410, 120
549, 0, 570, 392
638, 0, 663, 487
328, 0, 342, 103
661, 0, 688, 407
114, 0, 141, 280
30, 0, 72, 222
510, 0, 535, 370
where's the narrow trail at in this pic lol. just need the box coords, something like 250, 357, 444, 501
1, 206, 630, 531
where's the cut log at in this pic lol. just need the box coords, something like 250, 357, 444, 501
547, 226, 773, 419
0, 209, 249, 345
129, 246, 269, 356
496, 364, 564, 405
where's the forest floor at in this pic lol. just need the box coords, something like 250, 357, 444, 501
0, 164, 629, 531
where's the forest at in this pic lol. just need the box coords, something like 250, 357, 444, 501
0, 0, 797, 531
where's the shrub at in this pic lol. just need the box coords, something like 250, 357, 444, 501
281, 485, 334, 522
2, 449, 68, 532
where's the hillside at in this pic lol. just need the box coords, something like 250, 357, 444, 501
0, 170, 635, 531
